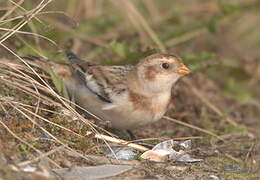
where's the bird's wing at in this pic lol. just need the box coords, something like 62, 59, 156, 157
66, 51, 134, 103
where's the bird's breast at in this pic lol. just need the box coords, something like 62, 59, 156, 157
127, 90, 171, 113
105, 91, 171, 129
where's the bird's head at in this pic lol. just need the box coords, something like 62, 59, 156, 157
136, 53, 190, 93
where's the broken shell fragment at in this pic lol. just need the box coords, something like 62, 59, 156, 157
141, 149, 170, 162
141, 140, 202, 163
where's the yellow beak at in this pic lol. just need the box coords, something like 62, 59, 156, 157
177, 65, 191, 75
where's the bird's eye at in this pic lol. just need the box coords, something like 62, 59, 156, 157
161, 63, 170, 70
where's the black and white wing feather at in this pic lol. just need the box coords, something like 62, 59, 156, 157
66, 51, 134, 104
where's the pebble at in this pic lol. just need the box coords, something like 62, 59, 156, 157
223, 164, 240, 171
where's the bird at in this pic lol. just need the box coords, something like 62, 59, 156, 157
24, 51, 190, 130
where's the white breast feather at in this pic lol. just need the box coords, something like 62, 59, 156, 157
102, 103, 118, 110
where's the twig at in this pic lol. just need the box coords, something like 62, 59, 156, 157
88, 132, 149, 152
223, 153, 242, 163
130, 136, 203, 143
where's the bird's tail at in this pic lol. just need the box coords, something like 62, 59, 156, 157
0, 55, 53, 75
15, 54, 75, 86
19, 55, 53, 72
65, 50, 83, 64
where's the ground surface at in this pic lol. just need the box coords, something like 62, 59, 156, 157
0, 0, 260, 179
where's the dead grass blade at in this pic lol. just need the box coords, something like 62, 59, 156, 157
45, 18, 109, 48
1, 56, 150, 156
0, 119, 61, 168
117, 1, 238, 127
112, 0, 166, 52
18, 146, 64, 167
183, 78, 238, 127
0, 27, 57, 46
163, 116, 224, 141
166, 28, 207, 47
0, 0, 25, 21
129, 136, 203, 143
18, 105, 84, 138
93, 134, 149, 152
8, 102, 95, 163
0, 57, 118, 138
0, 0, 53, 44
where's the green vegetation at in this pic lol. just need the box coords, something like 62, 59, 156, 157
0, 0, 259, 179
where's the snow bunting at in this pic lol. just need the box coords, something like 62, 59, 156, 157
25, 51, 190, 129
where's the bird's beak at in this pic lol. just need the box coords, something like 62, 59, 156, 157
177, 65, 191, 75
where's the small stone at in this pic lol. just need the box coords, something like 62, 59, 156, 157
180, 140, 192, 150
107, 148, 137, 160
22, 166, 37, 172
209, 175, 220, 180
223, 164, 240, 171
166, 165, 187, 171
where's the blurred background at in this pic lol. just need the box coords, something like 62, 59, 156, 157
1, 0, 259, 133
0, 0, 260, 179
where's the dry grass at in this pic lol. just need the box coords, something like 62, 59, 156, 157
0, 0, 260, 179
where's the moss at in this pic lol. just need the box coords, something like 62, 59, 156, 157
221, 124, 248, 135
1, 1, 260, 179
223, 171, 260, 180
